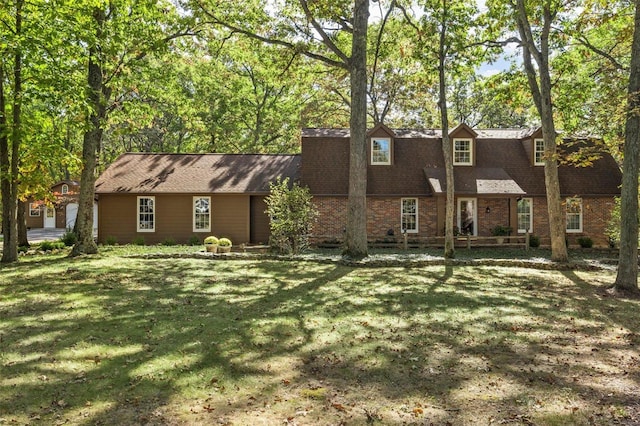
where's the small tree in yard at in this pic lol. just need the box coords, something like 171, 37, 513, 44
266, 178, 318, 255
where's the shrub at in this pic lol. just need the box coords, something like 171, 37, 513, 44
132, 236, 145, 246
161, 237, 177, 246
188, 235, 201, 246
105, 236, 118, 246
491, 225, 512, 236
577, 236, 593, 248
266, 177, 318, 255
60, 230, 78, 247
40, 241, 65, 251
218, 237, 232, 247
605, 197, 620, 248
204, 236, 219, 245
18, 245, 29, 253
529, 235, 540, 248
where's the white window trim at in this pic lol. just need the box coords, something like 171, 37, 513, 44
566, 197, 583, 233
457, 197, 477, 236
137, 196, 156, 233
517, 197, 533, 234
61, 184, 69, 194
401, 198, 418, 233
29, 203, 41, 217
371, 137, 391, 165
534, 139, 545, 166
193, 196, 211, 233
453, 138, 473, 166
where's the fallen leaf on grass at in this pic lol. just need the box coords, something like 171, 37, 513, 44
332, 403, 347, 412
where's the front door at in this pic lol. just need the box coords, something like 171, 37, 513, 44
44, 206, 56, 228
457, 198, 477, 236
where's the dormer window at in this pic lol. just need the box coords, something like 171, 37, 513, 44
61, 184, 69, 194
534, 139, 545, 165
453, 138, 473, 165
371, 137, 391, 165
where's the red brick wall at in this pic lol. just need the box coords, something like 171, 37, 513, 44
311, 195, 616, 247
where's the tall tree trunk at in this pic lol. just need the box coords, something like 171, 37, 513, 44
17, 200, 28, 247
343, 0, 369, 259
439, 0, 455, 259
70, 8, 106, 257
1, 0, 23, 263
614, 0, 640, 294
0, 62, 15, 262
515, 0, 567, 262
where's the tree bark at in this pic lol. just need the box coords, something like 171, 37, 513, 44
438, 0, 455, 259
0, 61, 16, 262
70, 7, 106, 257
614, 0, 640, 294
343, 0, 369, 259
17, 200, 28, 247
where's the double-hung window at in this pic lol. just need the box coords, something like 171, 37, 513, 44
371, 138, 391, 165
534, 139, 545, 165
29, 203, 40, 217
517, 198, 533, 233
453, 138, 473, 165
566, 198, 583, 233
137, 196, 155, 232
193, 196, 211, 232
401, 198, 418, 233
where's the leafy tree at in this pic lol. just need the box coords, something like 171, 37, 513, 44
614, 0, 640, 294
487, 0, 569, 262
265, 177, 318, 254
195, 0, 373, 258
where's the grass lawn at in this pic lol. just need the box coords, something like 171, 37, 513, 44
1, 247, 639, 425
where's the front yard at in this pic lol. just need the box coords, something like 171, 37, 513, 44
1, 247, 639, 425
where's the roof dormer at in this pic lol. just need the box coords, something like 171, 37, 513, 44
450, 123, 478, 166
367, 123, 396, 166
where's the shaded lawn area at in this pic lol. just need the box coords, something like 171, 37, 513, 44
1, 248, 639, 425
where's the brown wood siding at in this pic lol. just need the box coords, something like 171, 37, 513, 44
98, 193, 253, 245
211, 195, 250, 244
250, 196, 270, 244
25, 201, 43, 228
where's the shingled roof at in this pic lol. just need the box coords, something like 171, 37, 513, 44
95, 153, 301, 194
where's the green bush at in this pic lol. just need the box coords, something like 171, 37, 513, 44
105, 236, 118, 246
161, 237, 177, 246
491, 225, 512, 236
577, 236, 593, 248
60, 230, 78, 247
40, 241, 65, 251
265, 177, 318, 255
529, 235, 540, 248
132, 236, 145, 246
218, 237, 232, 247
188, 235, 201, 246
18, 245, 29, 253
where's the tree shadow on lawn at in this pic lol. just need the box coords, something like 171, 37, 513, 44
2, 259, 640, 424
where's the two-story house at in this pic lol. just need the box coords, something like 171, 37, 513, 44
301, 124, 621, 247
94, 124, 621, 247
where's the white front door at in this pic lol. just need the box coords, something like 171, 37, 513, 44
44, 206, 56, 228
66, 203, 78, 229
457, 198, 477, 236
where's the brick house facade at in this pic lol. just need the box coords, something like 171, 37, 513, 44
301, 124, 621, 248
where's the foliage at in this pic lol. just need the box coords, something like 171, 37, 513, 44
161, 237, 177, 246
266, 177, 318, 255
105, 236, 118, 246
188, 235, 201, 246
606, 197, 621, 248
39, 241, 66, 251
217, 237, 232, 247
529, 234, 541, 248
204, 236, 219, 245
491, 225, 512, 236
60, 230, 78, 247
577, 236, 593, 248
132, 236, 145, 246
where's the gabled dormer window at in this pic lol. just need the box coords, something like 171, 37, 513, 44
61, 184, 69, 194
453, 138, 473, 165
534, 139, 545, 165
371, 137, 391, 165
